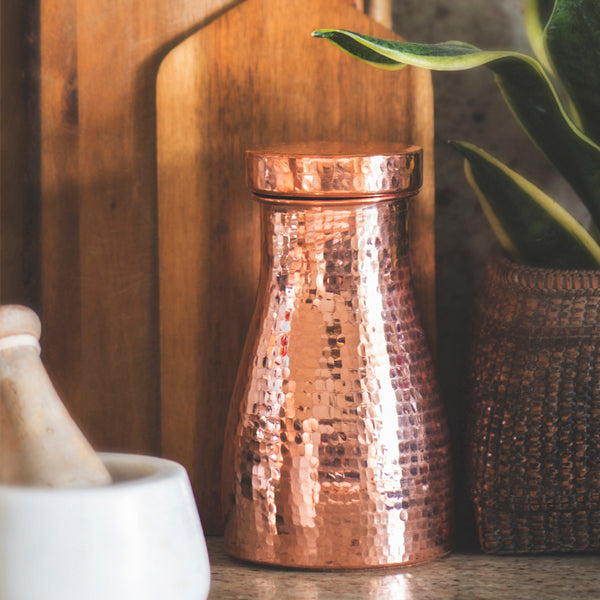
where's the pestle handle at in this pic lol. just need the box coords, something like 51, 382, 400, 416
0, 305, 112, 487
0, 304, 42, 340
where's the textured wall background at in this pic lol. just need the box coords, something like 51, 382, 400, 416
390, 0, 586, 545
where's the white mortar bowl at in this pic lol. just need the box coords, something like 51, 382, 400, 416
0, 453, 210, 600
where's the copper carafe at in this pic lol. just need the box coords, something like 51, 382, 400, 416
222, 143, 452, 568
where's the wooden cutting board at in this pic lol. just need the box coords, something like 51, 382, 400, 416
157, 0, 435, 534
39, 0, 246, 458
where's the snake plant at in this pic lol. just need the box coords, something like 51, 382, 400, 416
314, 0, 600, 269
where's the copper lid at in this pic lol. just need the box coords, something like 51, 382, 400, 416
246, 142, 422, 199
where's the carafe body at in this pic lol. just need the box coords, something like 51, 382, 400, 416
223, 144, 452, 568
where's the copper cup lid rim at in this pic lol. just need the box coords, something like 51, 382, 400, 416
246, 141, 422, 199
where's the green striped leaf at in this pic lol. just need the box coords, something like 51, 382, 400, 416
449, 141, 600, 269
312, 29, 600, 233
524, 0, 556, 74
545, 0, 600, 145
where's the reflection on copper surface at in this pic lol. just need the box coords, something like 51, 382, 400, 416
246, 142, 422, 198
223, 147, 451, 569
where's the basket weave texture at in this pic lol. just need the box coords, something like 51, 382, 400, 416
467, 254, 600, 553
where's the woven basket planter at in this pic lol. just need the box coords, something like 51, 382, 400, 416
467, 253, 600, 554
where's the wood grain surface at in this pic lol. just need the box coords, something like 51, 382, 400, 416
367, 0, 393, 28
157, 0, 435, 533
39, 0, 246, 455
1, 2, 38, 308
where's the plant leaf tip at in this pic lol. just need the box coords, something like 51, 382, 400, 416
446, 140, 471, 155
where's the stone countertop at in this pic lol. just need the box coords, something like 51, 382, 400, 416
206, 537, 600, 599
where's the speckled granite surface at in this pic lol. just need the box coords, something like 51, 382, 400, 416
207, 536, 600, 599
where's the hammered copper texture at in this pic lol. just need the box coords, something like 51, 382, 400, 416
246, 143, 422, 198
223, 195, 452, 568
468, 254, 600, 554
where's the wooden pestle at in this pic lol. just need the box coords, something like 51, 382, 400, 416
0, 305, 112, 487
